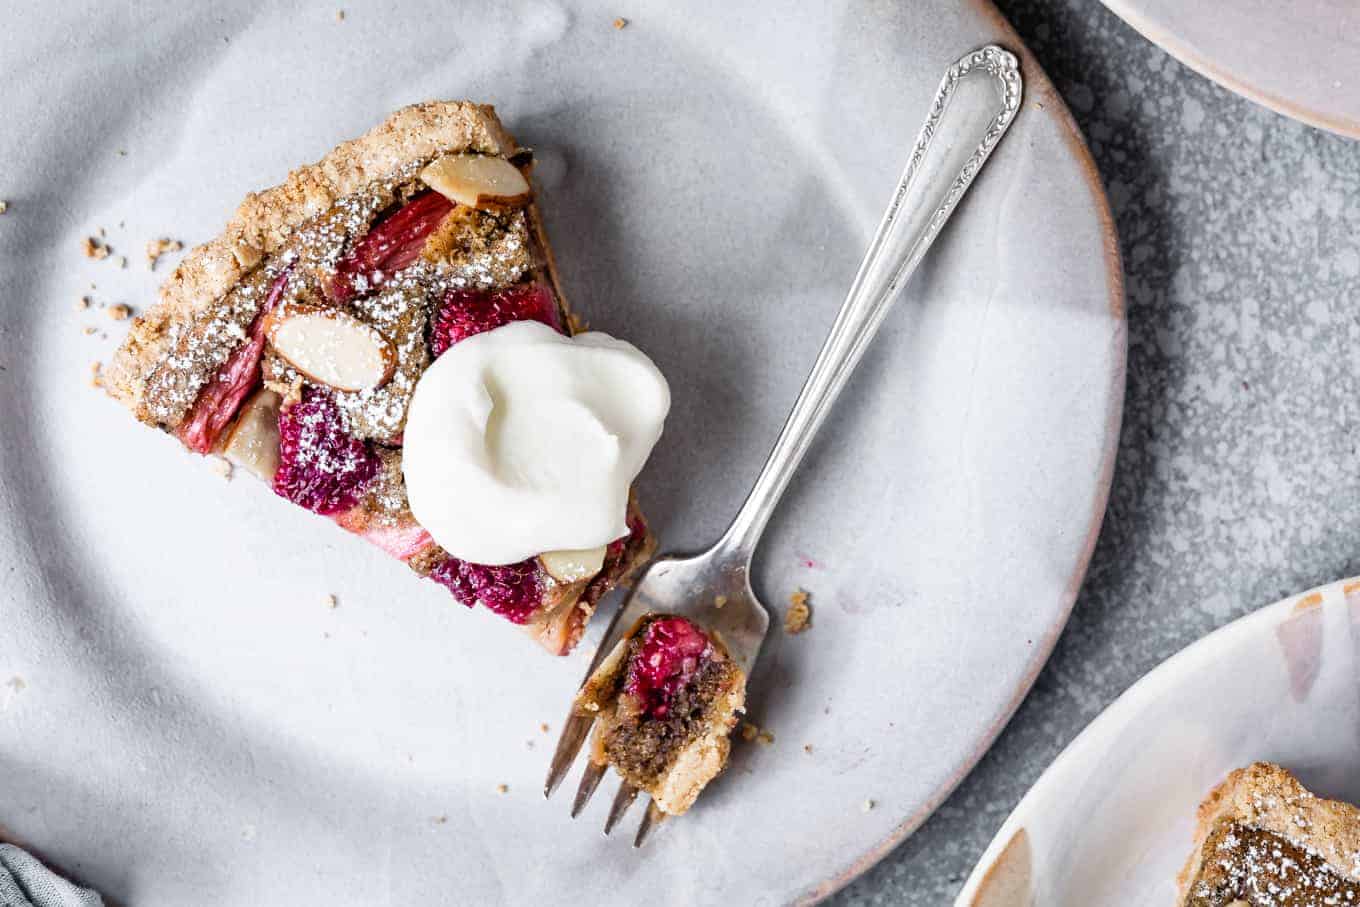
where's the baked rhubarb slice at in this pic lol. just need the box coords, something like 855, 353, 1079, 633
1177, 762, 1360, 906
574, 614, 746, 815
103, 102, 659, 654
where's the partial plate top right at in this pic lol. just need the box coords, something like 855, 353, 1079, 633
956, 577, 1360, 905
1102, 0, 1360, 139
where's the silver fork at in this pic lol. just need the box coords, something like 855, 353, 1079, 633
543, 45, 1023, 848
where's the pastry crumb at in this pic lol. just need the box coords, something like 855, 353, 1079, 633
740, 720, 774, 745
613, 16, 628, 29
82, 236, 110, 260
785, 589, 812, 634
76, 295, 90, 311
207, 456, 233, 480
713, 594, 728, 609
146, 237, 183, 270
82, 326, 97, 336
862, 799, 876, 812
495, 783, 509, 794
118, 255, 128, 269
107, 303, 132, 321
88, 361, 102, 387
324, 593, 338, 608
803, 744, 813, 754
336, 8, 345, 20
0, 200, 8, 214
539, 722, 550, 733
432, 814, 447, 824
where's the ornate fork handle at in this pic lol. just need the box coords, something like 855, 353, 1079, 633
716, 45, 1023, 560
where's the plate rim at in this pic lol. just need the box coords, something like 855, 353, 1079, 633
1101, 0, 1360, 140
804, 0, 1128, 901
954, 574, 1360, 906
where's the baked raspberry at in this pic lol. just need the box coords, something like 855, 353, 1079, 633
329, 190, 453, 302
429, 556, 545, 624
178, 268, 290, 453
624, 616, 713, 719
606, 512, 647, 564
429, 283, 561, 357
272, 388, 381, 515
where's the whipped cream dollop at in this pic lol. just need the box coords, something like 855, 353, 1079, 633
403, 320, 670, 565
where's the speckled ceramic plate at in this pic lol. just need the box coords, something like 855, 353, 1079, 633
1101, 0, 1360, 139
0, 1, 1123, 904
958, 577, 1360, 906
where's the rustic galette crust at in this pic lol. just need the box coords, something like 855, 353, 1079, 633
105, 101, 518, 421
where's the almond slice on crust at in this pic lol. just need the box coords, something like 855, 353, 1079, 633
539, 546, 608, 583
265, 306, 396, 392
420, 154, 532, 210
223, 388, 282, 480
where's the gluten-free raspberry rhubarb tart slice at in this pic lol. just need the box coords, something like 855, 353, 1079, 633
104, 101, 669, 654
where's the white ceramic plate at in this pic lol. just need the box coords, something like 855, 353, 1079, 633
1102, 0, 1360, 139
957, 577, 1360, 906
0, 1, 1123, 903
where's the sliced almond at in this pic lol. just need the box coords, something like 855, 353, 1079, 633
223, 388, 282, 480
265, 305, 395, 392
419, 154, 532, 210
539, 546, 608, 584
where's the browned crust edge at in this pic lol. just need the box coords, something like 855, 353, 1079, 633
1176, 762, 1360, 904
105, 100, 518, 422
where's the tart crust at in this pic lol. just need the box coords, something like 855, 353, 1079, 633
105, 101, 523, 424
1178, 762, 1360, 906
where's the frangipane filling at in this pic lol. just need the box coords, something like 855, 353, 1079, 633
1187, 819, 1359, 907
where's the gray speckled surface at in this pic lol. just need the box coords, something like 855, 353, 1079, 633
833, 1, 1360, 904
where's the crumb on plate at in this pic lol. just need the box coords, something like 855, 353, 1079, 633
740, 720, 774, 745
146, 237, 183, 270
82, 236, 110, 260
785, 589, 812, 634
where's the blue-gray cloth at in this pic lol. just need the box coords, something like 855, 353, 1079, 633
0, 846, 101, 907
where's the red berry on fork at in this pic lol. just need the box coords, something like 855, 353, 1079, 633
623, 616, 713, 719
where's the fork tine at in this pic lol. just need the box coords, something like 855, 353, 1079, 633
543, 711, 594, 799
570, 760, 608, 818
603, 782, 640, 835
633, 800, 667, 848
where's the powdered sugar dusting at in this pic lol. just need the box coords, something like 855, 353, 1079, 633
1191, 821, 1360, 906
